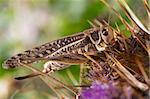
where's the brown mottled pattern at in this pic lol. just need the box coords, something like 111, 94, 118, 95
3, 28, 101, 69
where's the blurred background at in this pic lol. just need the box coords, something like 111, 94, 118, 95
0, 0, 148, 99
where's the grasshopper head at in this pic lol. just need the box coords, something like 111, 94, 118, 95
88, 24, 114, 45
88, 21, 115, 52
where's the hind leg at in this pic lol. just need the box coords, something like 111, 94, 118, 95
42, 61, 70, 73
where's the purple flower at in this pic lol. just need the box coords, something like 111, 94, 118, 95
80, 81, 121, 99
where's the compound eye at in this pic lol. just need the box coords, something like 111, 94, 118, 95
102, 28, 108, 36
101, 28, 114, 44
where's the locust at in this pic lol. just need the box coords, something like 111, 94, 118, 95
2, 20, 149, 92
3, 21, 114, 76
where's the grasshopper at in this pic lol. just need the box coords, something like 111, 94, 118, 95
3, 20, 149, 92
3, 21, 114, 75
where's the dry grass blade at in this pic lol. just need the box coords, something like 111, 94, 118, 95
100, 0, 131, 26
146, 40, 150, 56
14, 73, 41, 80
143, 0, 150, 14
87, 20, 97, 28
100, 0, 136, 37
110, 63, 134, 86
101, 0, 149, 52
135, 57, 150, 86
39, 76, 62, 98
105, 52, 149, 91
18, 62, 78, 96
10, 82, 35, 99
66, 70, 78, 86
143, 0, 150, 31
40, 76, 75, 98
133, 35, 148, 52
118, 0, 150, 35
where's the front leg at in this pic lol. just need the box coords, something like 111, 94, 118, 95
43, 53, 89, 73
95, 42, 107, 52
83, 52, 103, 71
